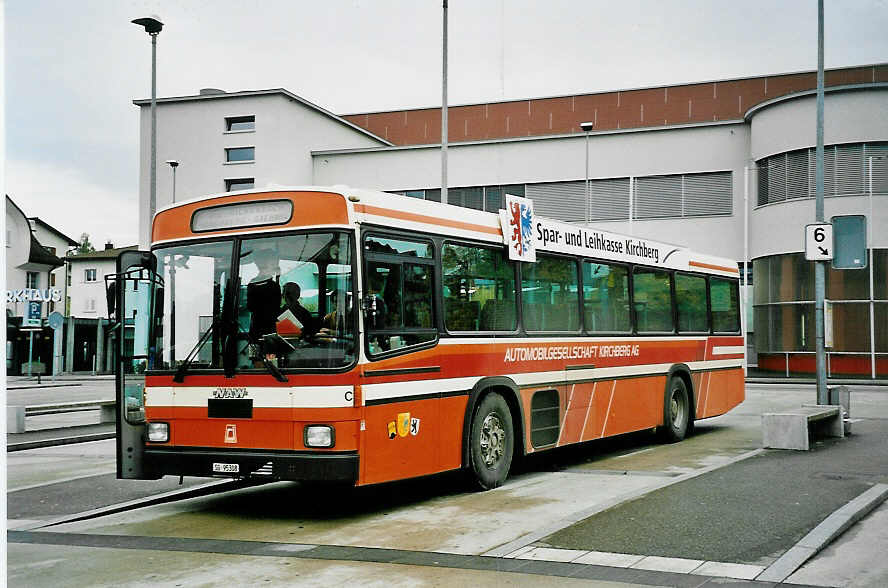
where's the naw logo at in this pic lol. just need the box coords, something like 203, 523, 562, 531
499, 194, 536, 262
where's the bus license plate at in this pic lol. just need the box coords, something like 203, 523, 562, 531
212, 463, 239, 473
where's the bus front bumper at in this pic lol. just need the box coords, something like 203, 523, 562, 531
144, 447, 359, 483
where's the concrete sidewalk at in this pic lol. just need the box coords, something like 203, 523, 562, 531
507, 417, 888, 585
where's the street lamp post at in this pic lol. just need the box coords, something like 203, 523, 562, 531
867, 155, 884, 380
166, 159, 179, 203
132, 16, 163, 244
580, 122, 594, 226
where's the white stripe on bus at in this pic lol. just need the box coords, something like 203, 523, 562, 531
146, 386, 354, 409
361, 376, 483, 403
712, 345, 745, 355
145, 359, 742, 408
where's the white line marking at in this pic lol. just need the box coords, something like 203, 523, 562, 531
579, 381, 597, 442
557, 384, 575, 446
7, 470, 117, 493
702, 371, 711, 416
600, 380, 617, 438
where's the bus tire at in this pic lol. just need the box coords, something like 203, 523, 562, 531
468, 392, 514, 491
661, 376, 690, 443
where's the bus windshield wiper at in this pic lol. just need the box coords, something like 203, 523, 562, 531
173, 318, 218, 383
259, 334, 290, 383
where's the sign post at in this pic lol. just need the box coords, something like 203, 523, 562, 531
25, 302, 43, 377
48, 311, 65, 380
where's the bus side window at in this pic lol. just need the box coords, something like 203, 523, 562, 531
442, 242, 516, 332
633, 268, 674, 333
710, 277, 740, 333
364, 235, 436, 356
676, 273, 709, 332
583, 261, 631, 333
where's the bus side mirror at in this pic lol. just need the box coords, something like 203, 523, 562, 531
105, 279, 117, 319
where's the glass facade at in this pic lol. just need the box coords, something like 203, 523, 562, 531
753, 250, 888, 376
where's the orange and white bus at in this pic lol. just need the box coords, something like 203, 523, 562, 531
109, 186, 744, 490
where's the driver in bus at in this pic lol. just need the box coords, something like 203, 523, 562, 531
281, 282, 319, 338
246, 248, 282, 357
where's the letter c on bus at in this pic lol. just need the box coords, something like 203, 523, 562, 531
345, 389, 354, 402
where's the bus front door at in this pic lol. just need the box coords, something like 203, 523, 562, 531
107, 250, 163, 480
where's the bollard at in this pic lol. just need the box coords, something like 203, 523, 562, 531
7, 406, 26, 434
828, 385, 852, 435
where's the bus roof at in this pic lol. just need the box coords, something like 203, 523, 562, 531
153, 186, 739, 277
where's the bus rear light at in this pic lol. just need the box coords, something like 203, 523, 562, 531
304, 425, 334, 448
147, 422, 169, 443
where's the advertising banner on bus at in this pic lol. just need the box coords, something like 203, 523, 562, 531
500, 197, 688, 270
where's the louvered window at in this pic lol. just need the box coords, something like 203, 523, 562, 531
590, 178, 630, 221
635, 175, 682, 219
685, 172, 733, 216
525, 181, 586, 222
756, 142, 888, 205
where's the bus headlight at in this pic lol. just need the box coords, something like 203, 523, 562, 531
147, 422, 169, 442
304, 425, 334, 448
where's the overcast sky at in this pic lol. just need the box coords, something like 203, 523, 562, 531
5, 0, 888, 248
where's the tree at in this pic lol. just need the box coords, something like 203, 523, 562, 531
77, 233, 95, 254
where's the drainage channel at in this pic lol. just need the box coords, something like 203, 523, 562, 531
11, 478, 266, 532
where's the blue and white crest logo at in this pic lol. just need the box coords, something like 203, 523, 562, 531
499, 194, 536, 262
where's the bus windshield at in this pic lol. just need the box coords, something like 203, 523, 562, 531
153, 231, 355, 373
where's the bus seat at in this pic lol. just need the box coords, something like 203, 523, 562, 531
445, 299, 480, 331
481, 299, 516, 331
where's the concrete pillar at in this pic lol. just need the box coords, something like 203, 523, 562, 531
65, 316, 75, 373
95, 318, 105, 373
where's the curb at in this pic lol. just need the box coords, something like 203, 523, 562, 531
746, 378, 888, 386
7, 432, 116, 452
756, 483, 888, 583
8, 383, 83, 390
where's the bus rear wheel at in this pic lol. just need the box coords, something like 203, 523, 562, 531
468, 392, 514, 491
661, 376, 690, 443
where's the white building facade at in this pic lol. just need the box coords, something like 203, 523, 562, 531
136, 64, 888, 377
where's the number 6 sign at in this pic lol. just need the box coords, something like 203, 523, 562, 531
804, 223, 833, 261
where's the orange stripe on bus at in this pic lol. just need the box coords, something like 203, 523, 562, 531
354, 204, 503, 237
689, 260, 739, 274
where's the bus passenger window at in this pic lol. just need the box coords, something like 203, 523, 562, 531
583, 262, 630, 333
633, 268, 674, 333
675, 273, 709, 332
364, 235, 436, 356
710, 278, 740, 333
442, 243, 516, 332
522, 254, 579, 332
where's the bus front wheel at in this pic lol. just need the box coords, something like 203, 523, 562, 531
468, 392, 514, 490
661, 376, 690, 443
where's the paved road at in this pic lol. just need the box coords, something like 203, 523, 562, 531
6, 382, 888, 587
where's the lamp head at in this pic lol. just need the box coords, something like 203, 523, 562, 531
166, 160, 179, 168
132, 16, 163, 34
580, 122, 594, 132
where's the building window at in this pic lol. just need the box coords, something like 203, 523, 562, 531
757, 142, 888, 206
225, 147, 255, 163
84, 298, 96, 313
50, 273, 56, 287
225, 115, 255, 132
84, 268, 97, 282
26, 272, 39, 289
225, 178, 255, 191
